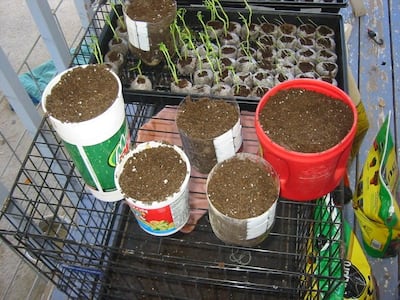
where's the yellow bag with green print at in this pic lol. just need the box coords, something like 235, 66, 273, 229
353, 112, 400, 258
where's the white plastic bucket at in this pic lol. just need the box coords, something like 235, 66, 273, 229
115, 141, 191, 236
42, 65, 130, 201
206, 153, 280, 246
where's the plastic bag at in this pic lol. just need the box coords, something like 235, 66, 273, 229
353, 112, 400, 258
342, 220, 377, 299
303, 194, 344, 299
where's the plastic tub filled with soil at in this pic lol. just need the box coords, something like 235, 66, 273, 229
255, 79, 357, 201
206, 153, 280, 247
115, 141, 191, 236
42, 64, 130, 202
124, 0, 177, 66
176, 96, 243, 174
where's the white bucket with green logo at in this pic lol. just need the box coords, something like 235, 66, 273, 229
42, 65, 130, 201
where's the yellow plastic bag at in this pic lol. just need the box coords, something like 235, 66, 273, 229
353, 112, 400, 257
343, 220, 377, 299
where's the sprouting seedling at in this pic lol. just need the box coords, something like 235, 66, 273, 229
170, 23, 182, 61
105, 14, 120, 42
243, 0, 253, 27
177, 8, 196, 53
89, 35, 103, 64
256, 39, 266, 50
204, 0, 228, 34
208, 26, 221, 51
296, 17, 305, 26
129, 60, 143, 76
307, 18, 318, 28
171, 17, 190, 58
261, 16, 268, 23
238, 12, 250, 53
198, 32, 216, 59
275, 19, 284, 27
214, 0, 230, 31
159, 42, 179, 84
109, 1, 126, 31
203, 0, 216, 21
197, 11, 210, 38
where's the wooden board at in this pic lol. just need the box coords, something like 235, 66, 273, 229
342, 1, 399, 298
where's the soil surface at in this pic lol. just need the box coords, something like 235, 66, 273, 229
207, 156, 278, 219
176, 96, 240, 173
45, 65, 118, 123
125, 0, 176, 23
176, 96, 238, 139
259, 88, 354, 153
118, 145, 187, 202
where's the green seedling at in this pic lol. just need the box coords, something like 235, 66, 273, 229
129, 60, 143, 76
243, 0, 253, 27
89, 35, 103, 64
204, 0, 228, 34
208, 26, 221, 51
198, 32, 217, 59
203, 0, 216, 21
238, 12, 250, 53
109, 1, 126, 30
197, 11, 209, 36
105, 14, 120, 43
214, 0, 230, 32
159, 42, 179, 84
177, 8, 196, 53
170, 23, 182, 60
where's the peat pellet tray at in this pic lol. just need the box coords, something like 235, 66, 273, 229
73, 3, 348, 108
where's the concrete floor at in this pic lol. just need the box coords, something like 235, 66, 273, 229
0, 1, 82, 299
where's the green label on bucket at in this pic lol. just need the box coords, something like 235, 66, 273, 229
63, 120, 130, 192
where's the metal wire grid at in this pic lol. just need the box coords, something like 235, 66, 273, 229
0, 97, 344, 299
71, 2, 112, 66
100, 198, 343, 299
0, 103, 154, 299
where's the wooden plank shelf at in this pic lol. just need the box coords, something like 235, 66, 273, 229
342, 0, 399, 298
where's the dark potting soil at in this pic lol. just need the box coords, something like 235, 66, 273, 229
259, 88, 354, 153
118, 146, 187, 202
176, 96, 238, 139
207, 156, 278, 219
125, 0, 176, 23
45, 65, 118, 123
176, 96, 240, 174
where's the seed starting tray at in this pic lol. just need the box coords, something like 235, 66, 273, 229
72, 4, 348, 105
177, 0, 348, 13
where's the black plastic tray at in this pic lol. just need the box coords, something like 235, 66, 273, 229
178, 0, 348, 13
110, 6, 348, 107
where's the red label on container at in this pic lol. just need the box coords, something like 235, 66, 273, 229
129, 203, 177, 235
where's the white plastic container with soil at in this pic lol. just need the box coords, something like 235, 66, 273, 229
206, 153, 280, 247
114, 141, 191, 236
42, 64, 130, 201
176, 96, 243, 174
124, 0, 177, 66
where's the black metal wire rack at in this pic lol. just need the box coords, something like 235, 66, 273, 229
0, 98, 345, 299
0, 2, 347, 299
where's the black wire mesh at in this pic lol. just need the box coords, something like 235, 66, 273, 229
0, 99, 345, 299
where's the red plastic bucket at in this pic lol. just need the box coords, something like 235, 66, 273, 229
255, 79, 357, 201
